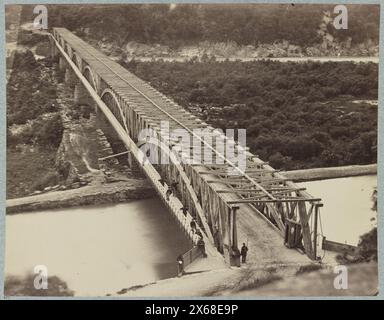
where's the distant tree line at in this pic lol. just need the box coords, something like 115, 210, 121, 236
124, 59, 378, 170
19, 4, 380, 48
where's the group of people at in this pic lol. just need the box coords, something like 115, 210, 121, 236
166, 179, 250, 274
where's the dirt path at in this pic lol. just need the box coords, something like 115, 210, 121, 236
235, 204, 311, 266
233, 262, 378, 297
115, 257, 376, 297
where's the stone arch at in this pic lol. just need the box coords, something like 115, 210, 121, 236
71, 52, 82, 70
100, 88, 128, 133
66, 44, 73, 59
83, 66, 98, 92
60, 37, 65, 50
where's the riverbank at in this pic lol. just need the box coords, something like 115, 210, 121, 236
7, 164, 376, 214
116, 261, 377, 297
6, 180, 155, 214
282, 164, 377, 182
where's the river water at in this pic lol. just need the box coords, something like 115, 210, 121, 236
4, 198, 191, 296
300, 175, 377, 246
5, 175, 376, 296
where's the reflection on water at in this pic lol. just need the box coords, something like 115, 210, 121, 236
300, 175, 377, 246
5, 198, 191, 296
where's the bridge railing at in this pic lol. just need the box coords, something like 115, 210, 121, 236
181, 245, 204, 269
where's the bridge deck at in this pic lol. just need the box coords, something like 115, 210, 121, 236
52, 28, 322, 264
54, 28, 207, 132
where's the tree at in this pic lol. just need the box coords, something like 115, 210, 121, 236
35, 115, 64, 148
268, 152, 292, 169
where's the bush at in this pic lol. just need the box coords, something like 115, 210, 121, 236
34, 114, 64, 148
358, 228, 377, 262
32, 171, 61, 191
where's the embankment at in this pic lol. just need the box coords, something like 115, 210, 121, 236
282, 164, 377, 182
6, 180, 155, 214
115, 260, 377, 297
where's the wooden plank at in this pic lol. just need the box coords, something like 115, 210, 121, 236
322, 238, 359, 255
227, 198, 321, 204
298, 201, 313, 258
98, 150, 129, 161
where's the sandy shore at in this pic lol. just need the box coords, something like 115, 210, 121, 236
6, 180, 155, 214
282, 164, 377, 182
7, 163, 376, 213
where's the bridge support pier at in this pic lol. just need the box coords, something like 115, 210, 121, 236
65, 68, 77, 88
127, 151, 142, 177
74, 82, 94, 108
59, 56, 66, 71
49, 38, 59, 60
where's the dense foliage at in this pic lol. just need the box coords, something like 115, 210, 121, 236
125, 60, 378, 169
6, 50, 64, 198
20, 4, 380, 48
7, 50, 63, 148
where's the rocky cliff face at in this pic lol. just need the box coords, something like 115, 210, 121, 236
91, 28, 378, 62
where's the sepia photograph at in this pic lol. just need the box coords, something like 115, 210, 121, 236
3, 2, 380, 298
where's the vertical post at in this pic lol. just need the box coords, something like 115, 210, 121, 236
227, 207, 232, 250
313, 203, 321, 260
229, 206, 240, 267
298, 201, 313, 259
232, 206, 239, 251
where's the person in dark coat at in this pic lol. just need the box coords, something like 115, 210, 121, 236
240, 243, 248, 263
197, 238, 207, 258
171, 182, 179, 194
165, 188, 172, 201
195, 229, 203, 239
176, 254, 184, 276
190, 219, 197, 233
180, 206, 188, 217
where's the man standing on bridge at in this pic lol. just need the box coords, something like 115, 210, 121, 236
176, 254, 184, 276
241, 243, 248, 263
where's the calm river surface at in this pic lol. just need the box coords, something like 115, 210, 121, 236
5, 175, 376, 296
5, 198, 191, 296
300, 175, 377, 246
